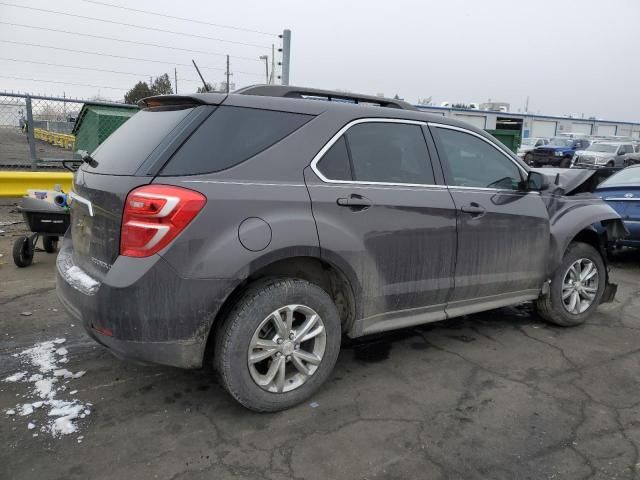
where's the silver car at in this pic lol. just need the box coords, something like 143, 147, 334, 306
518, 137, 549, 163
573, 142, 639, 168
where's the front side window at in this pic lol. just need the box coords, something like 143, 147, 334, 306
432, 127, 522, 190
315, 122, 435, 185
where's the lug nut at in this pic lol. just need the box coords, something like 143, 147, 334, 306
289, 332, 295, 340
286, 355, 291, 361
277, 338, 283, 344
294, 344, 300, 350
275, 352, 282, 358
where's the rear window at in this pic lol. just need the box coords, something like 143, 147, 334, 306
86, 107, 194, 175
159, 106, 312, 176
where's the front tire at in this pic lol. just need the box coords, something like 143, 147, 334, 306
560, 157, 572, 168
524, 153, 533, 165
536, 242, 606, 326
214, 278, 341, 412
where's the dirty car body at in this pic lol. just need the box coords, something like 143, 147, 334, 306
55, 86, 625, 409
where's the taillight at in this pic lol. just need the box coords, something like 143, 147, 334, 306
120, 185, 206, 257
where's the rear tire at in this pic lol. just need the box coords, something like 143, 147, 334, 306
536, 242, 606, 326
214, 278, 341, 412
13, 236, 34, 267
43, 236, 58, 253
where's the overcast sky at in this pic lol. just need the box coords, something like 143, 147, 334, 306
1, 0, 638, 121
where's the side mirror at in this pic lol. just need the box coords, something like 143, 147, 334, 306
526, 171, 550, 191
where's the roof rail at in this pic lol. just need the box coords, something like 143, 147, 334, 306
235, 85, 417, 111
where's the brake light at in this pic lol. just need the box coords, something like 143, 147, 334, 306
120, 185, 206, 257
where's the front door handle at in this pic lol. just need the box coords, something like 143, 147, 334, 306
337, 194, 372, 211
460, 203, 486, 217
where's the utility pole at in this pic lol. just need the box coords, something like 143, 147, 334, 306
174, 68, 178, 94
259, 55, 269, 84
270, 44, 275, 85
225, 55, 231, 93
525, 95, 530, 113
280, 29, 291, 86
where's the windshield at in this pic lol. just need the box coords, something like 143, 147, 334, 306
548, 138, 571, 147
587, 144, 618, 153
599, 167, 640, 187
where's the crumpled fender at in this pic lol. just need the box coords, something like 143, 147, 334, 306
546, 194, 627, 276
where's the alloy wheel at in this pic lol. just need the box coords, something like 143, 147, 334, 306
561, 258, 599, 315
248, 304, 326, 393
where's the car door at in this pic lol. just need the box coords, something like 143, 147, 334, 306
304, 119, 458, 336
428, 123, 550, 317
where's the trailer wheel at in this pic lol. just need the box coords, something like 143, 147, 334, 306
13, 236, 34, 267
43, 236, 58, 253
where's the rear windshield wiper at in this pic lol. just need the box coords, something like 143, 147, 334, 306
78, 150, 98, 167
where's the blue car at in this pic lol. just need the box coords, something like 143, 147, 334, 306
529, 137, 591, 168
595, 165, 640, 249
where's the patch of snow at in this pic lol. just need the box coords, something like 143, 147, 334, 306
3, 372, 27, 382
3, 338, 91, 439
34, 378, 57, 399
53, 369, 73, 379
64, 266, 100, 295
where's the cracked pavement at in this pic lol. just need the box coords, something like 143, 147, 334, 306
2, 201, 640, 480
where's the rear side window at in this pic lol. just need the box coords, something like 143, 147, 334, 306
346, 123, 434, 184
87, 107, 194, 175
160, 106, 312, 176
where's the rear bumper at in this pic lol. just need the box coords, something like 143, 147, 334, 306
55, 236, 237, 369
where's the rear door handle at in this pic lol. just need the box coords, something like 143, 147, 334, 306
337, 194, 372, 210
460, 203, 486, 217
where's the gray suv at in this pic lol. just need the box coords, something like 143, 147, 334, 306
57, 86, 626, 411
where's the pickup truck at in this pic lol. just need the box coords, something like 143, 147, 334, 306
529, 137, 591, 168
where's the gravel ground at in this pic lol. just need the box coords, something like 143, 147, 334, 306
1, 199, 640, 480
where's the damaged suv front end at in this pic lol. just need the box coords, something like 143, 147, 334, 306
530, 167, 628, 303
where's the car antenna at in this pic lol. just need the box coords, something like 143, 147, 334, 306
555, 173, 560, 185
191, 59, 210, 92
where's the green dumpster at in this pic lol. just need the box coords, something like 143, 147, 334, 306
485, 129, 521, 153
72, 103, 138, 154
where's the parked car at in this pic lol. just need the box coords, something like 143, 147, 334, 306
594, 165, 640, 250
573, 142, 640, 168
518, 137, 549, 163
529, 137, 591, 168
56, 86, 625, 412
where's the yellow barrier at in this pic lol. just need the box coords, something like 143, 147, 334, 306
0, 171, 74, 198
34, 128, 76, 150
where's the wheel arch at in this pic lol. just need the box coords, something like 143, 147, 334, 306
203, 253, 359, 364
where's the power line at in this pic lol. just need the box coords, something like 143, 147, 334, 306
79, 0, 277, 37
0, 21, 264, 63
0, 2, 271, 50
0, 57, 211, 82
0, 40, 265, 77
0, 75, 129, 91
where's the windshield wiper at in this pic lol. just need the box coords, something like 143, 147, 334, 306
77, 150, 98, 167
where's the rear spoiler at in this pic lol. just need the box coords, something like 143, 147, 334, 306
138, 93, 227, 108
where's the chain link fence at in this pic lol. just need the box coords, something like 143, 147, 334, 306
0, 92, 138, 169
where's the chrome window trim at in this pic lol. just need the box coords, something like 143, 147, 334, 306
427, 122, 528, 176
309, 117, 441, 188
603, 197, 640, 201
